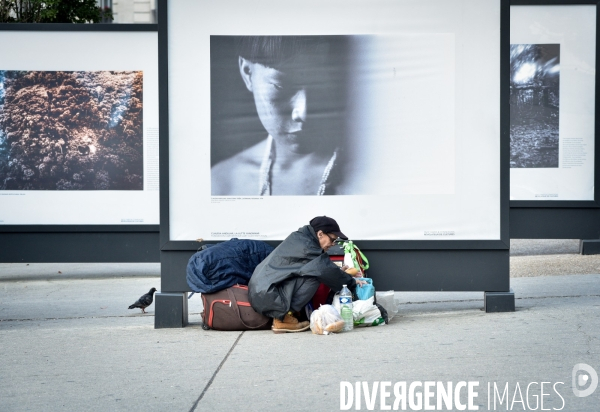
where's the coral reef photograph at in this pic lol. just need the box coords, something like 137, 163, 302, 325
0, 70, 143, 190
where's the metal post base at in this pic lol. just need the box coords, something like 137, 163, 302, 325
579, 240, 600, 255
484, 289, 515, 313
154, 292, 188, 328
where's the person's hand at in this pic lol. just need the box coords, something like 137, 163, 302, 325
355, 279, 367, 287
340, 265, 350, 271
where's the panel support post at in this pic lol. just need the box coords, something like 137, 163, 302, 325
484, 289, 515, 313
579, 240, 600, 255
154, 292, 188, 328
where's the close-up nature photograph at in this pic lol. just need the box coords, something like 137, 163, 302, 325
510, 43, 560, 168
0, 70, 144, 190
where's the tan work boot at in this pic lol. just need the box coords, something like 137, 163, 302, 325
272, 312, 310, 333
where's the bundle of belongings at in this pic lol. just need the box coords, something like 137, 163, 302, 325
309, 241, 398, 335
187, 231, 398, 333
187, 238, 274, 331
188, 230, 358, 332
186, 238, 273, 294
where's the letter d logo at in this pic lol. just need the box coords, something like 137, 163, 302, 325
572, 363, 598, 397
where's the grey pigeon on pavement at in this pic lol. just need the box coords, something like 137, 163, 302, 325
128, 287, 157, 313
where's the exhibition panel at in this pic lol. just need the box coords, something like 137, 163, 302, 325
0, 24, 160, 263
0, 29, 160, 225
158, 0, 510, 326
510, 2, 598, 204
166, 0, 505, 243
509, 1, 600, 240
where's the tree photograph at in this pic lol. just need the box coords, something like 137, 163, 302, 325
510, 44, 560, 168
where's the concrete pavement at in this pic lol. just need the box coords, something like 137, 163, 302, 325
1, 240, 599, 411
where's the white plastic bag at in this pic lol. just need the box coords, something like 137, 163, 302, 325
343, 253, 355, 269
310, 304, 346, 335
332, 292, 341, 313
353, 297, 385, 327
375, 291, 398, 321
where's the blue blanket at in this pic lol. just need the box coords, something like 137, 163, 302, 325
186, 238, 274, 294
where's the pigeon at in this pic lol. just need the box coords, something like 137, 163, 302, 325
128, 287, 157, 313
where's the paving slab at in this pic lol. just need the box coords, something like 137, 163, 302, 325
197, 285, 600, 412
1, 274, 599, 411
0, 263, 160, 282
510, 239, 600, 278
509, 239, 580, 256
1, 316, 235, 412
1, 241, 600, 411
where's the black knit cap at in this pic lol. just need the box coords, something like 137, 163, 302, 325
309, 216, 348, 240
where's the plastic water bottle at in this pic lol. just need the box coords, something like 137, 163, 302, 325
339, 284, 353, 332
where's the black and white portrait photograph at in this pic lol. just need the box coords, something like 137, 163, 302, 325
210, 35, 456, 197
211, 36, 349, 196
510, 44, 560, 169
0, 70, 144, 190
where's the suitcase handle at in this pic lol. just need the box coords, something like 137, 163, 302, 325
226, 288, 270, 330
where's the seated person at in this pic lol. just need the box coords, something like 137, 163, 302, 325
248, 216, 366, 333
211, 36, 347, 196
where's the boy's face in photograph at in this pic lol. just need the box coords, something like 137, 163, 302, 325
239, 47, 343, 154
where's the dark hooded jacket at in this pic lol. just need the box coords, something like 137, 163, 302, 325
248, 225, 357, 320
